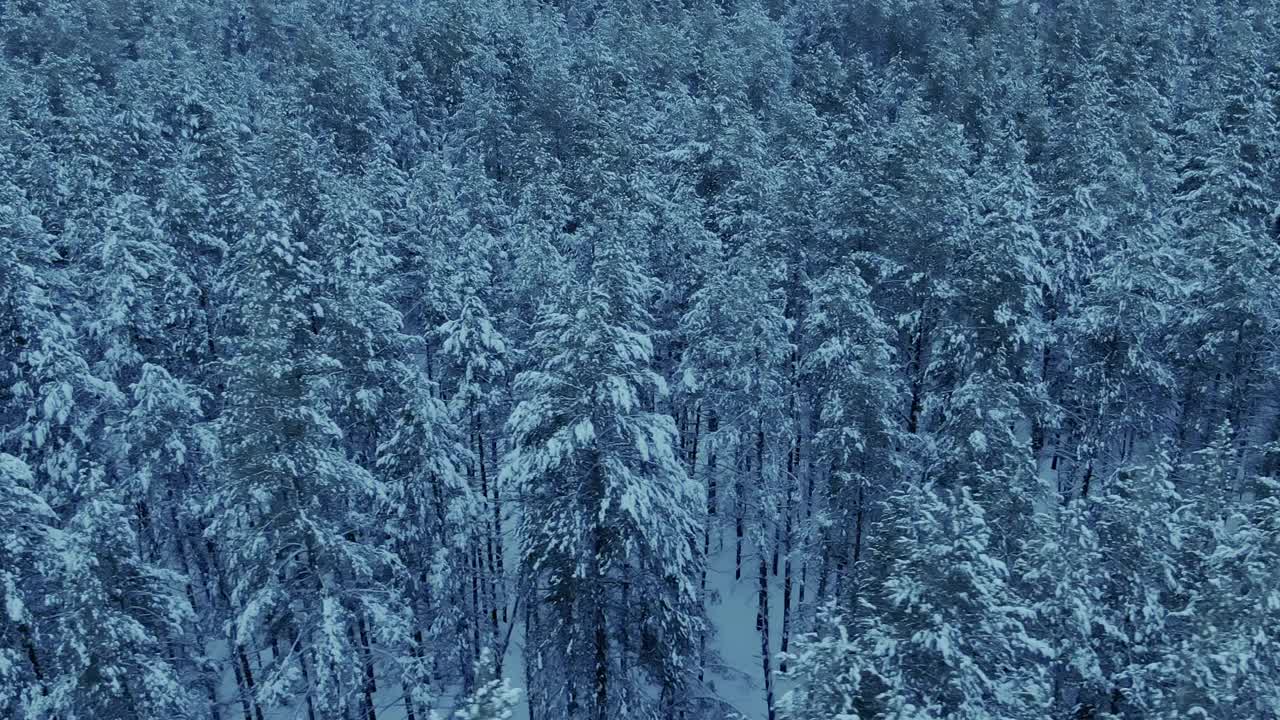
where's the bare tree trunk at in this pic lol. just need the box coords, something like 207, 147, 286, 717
1032, 332, 1053, 459
230, 642, 254, 720
357, 614, 378, 720
564, 589, 579, 720
19, 624, 49, 700
592, 482, 610, 720
489, 426, 507, 625
471, 539, 483, 663
907, 318, 927, 435
798, 441, 813, 607
850, 482, 865, 606
755, 426, 776, 720
773, 438, 793, 671
401, 591, 428, 720
757, 553, 775, 720
620, 560, 631, 680
816, 533, 831, 603
816, 464, 834, 601
207, 678, 222, 720
295, 628, 319, 720
699, 411, 717, 683
476, 413, 500, 652
402, 636, 418, 720
237, 643, 265, 720
735, 449, 745, 582
771, 524, 780, 578
525, 578, 541, 720
208, 538, 266, 720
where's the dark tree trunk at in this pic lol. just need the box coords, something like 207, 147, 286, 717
476, 415, 500, 651
19, 624, 49, 699
230, 641, 253, 720
296, 629, 319, 720
358, 614, 378, 720
778, 440, 796, 672
490, 427, 507, 625
526, 580, 541, 720
466, 536, 483, 667
755, 426, 775, 719
402, 618, 426, 720
699, 416, 717, 683
757, 554, 775, 720
772, 524, 780, 578
907, 318, 927, 435
237, 643, 266, 720
207, 677, 223, 720
593, 525, 610, 720
850, 482, 865, 606
735, 451, 745, 582
798, 424, 814, 607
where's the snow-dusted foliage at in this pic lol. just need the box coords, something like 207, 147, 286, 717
505, 231, 703, 719
3, 0, 1280, 719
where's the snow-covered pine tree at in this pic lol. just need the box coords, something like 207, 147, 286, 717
1171, 4, 1280, 461
33, 480, 198, 719
375, 366, 472, 717
0, 165, 198, 720
1163, 424, 1280, 717
206, 183, 406, 719
0, 453, 56, 717
453, 650, 522, 720
436, 184, 514, 663
964, 116, 1052, 441
358, 154, 490, 707
777, 604, 864, 720
792, 480, 1052, 720
505, 227, 703, 720
80, 191, 207, 565
1079, 454, 1188, 717
800, 257, 904, 604
1059, 216, 1186, 498
313, 172, 443, 717
862, 77, 972, 442
677, 236, 792, 720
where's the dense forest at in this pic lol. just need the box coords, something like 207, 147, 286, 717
2, 0, 1279, 718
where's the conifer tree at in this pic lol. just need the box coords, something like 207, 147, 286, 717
505, 228, 702, 720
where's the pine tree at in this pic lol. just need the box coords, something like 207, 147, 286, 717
207, 188, 405, 718
437, 192, 514, 662
453, 650, 522, 720
0, 159, 197, 720
801, 257, 903, 603
1082, 455, 1188, 717
1172, 5, 1280, 458
1161, 424, 1280, 717
777, 605, 865, 720
0, 453, 56, 717
797, 481, 1052, 720
505, 230, 703, 720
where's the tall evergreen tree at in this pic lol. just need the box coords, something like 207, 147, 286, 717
505, 228, 702, 720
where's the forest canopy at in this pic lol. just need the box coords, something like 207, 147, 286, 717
1, 1, 1279, 719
